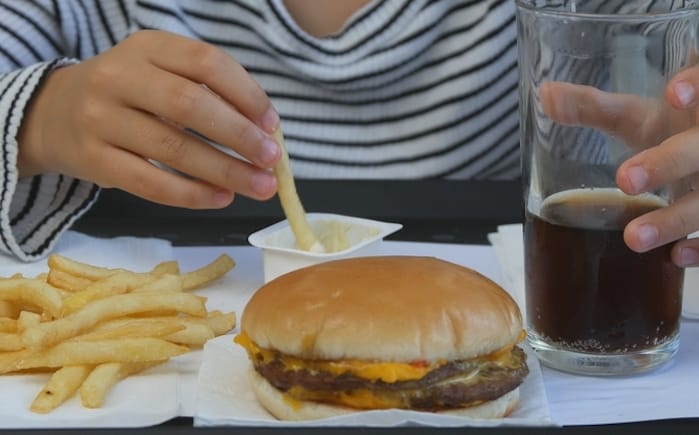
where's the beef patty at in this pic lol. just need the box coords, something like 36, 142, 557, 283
253, 347, 529, 411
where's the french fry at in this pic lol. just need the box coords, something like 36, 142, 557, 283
0, 338, 189, 374
89, 317, 179, 332
89, 314, 234, 345
71, 321, 188, 344
0, 317, 16, 333
0, 301, 19, 319
272, 127, 325, 252
22, 292, 207, 349
48, 254, 119, 281
0, 279, 62, 319
49, 255, 181, 281
47, 269, 93, 292
0, 332, 22, 351
320, 221, 351, 252
181, 254, 235, 291
205, 311, 237, 336
17, 311, 41, 334
164, 323, 214, 346
0, 253, 236, 412
80, 361, 163, 409
30, 365, 94, 414
61, 271, 160, 316
151, 261, 180, 276
131, 274, 182, 293
72, 319, 186, 342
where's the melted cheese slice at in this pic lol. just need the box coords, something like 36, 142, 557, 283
235, 331, 524, 383
288, 385, 405, 409
235, 332, 526, 410
235, 332, 438, 382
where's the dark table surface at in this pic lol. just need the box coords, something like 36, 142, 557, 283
73, 179, 524, 247
7, 180, 696, 435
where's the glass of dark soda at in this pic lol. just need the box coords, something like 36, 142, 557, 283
517, 0, 699, 375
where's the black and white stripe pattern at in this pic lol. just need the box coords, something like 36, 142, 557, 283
0, 0, 519, 260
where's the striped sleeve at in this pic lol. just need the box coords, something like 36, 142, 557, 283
0, 59, 100, 261
0, 0, 106, 261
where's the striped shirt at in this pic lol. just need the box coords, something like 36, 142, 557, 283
0, 0, 519, 260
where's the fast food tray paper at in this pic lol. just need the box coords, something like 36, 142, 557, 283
193, 337, 553, 428
0, 364, 179, 428
0, 231, 181, 428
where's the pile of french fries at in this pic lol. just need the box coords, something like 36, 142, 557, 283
0, 253, 237, 413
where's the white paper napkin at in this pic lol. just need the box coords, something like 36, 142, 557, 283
0, 363, 180, 429
193, 335, 552, 428
0, 231, 174, 276
682, 231, 699, 319
487, 224, 526, 322
0, 230, 182, 429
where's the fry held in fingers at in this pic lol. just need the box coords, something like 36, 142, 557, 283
272, 127, 325, 252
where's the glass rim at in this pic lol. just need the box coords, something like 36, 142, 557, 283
515, 0, 699, 21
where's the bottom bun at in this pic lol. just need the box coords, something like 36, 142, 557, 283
248, 367, 520, 421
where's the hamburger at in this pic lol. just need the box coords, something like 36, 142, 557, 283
235, 256, 528, 421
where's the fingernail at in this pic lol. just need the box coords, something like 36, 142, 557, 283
679, 248, 699, 267
626, 166, 648, 193
259, 138, 280, 165
637, 224, 659, 250
251, 172, 276, 197
260, 108, 280, 134
675, 81, 696, 107
213, 189, 233, 207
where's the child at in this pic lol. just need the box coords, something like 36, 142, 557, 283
0, 0, 518, 260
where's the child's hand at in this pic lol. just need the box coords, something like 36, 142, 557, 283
18, 30, 281, 209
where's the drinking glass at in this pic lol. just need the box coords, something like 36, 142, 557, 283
517, 0, 699, 375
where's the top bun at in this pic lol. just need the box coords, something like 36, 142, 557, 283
241, 256, 522, 362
